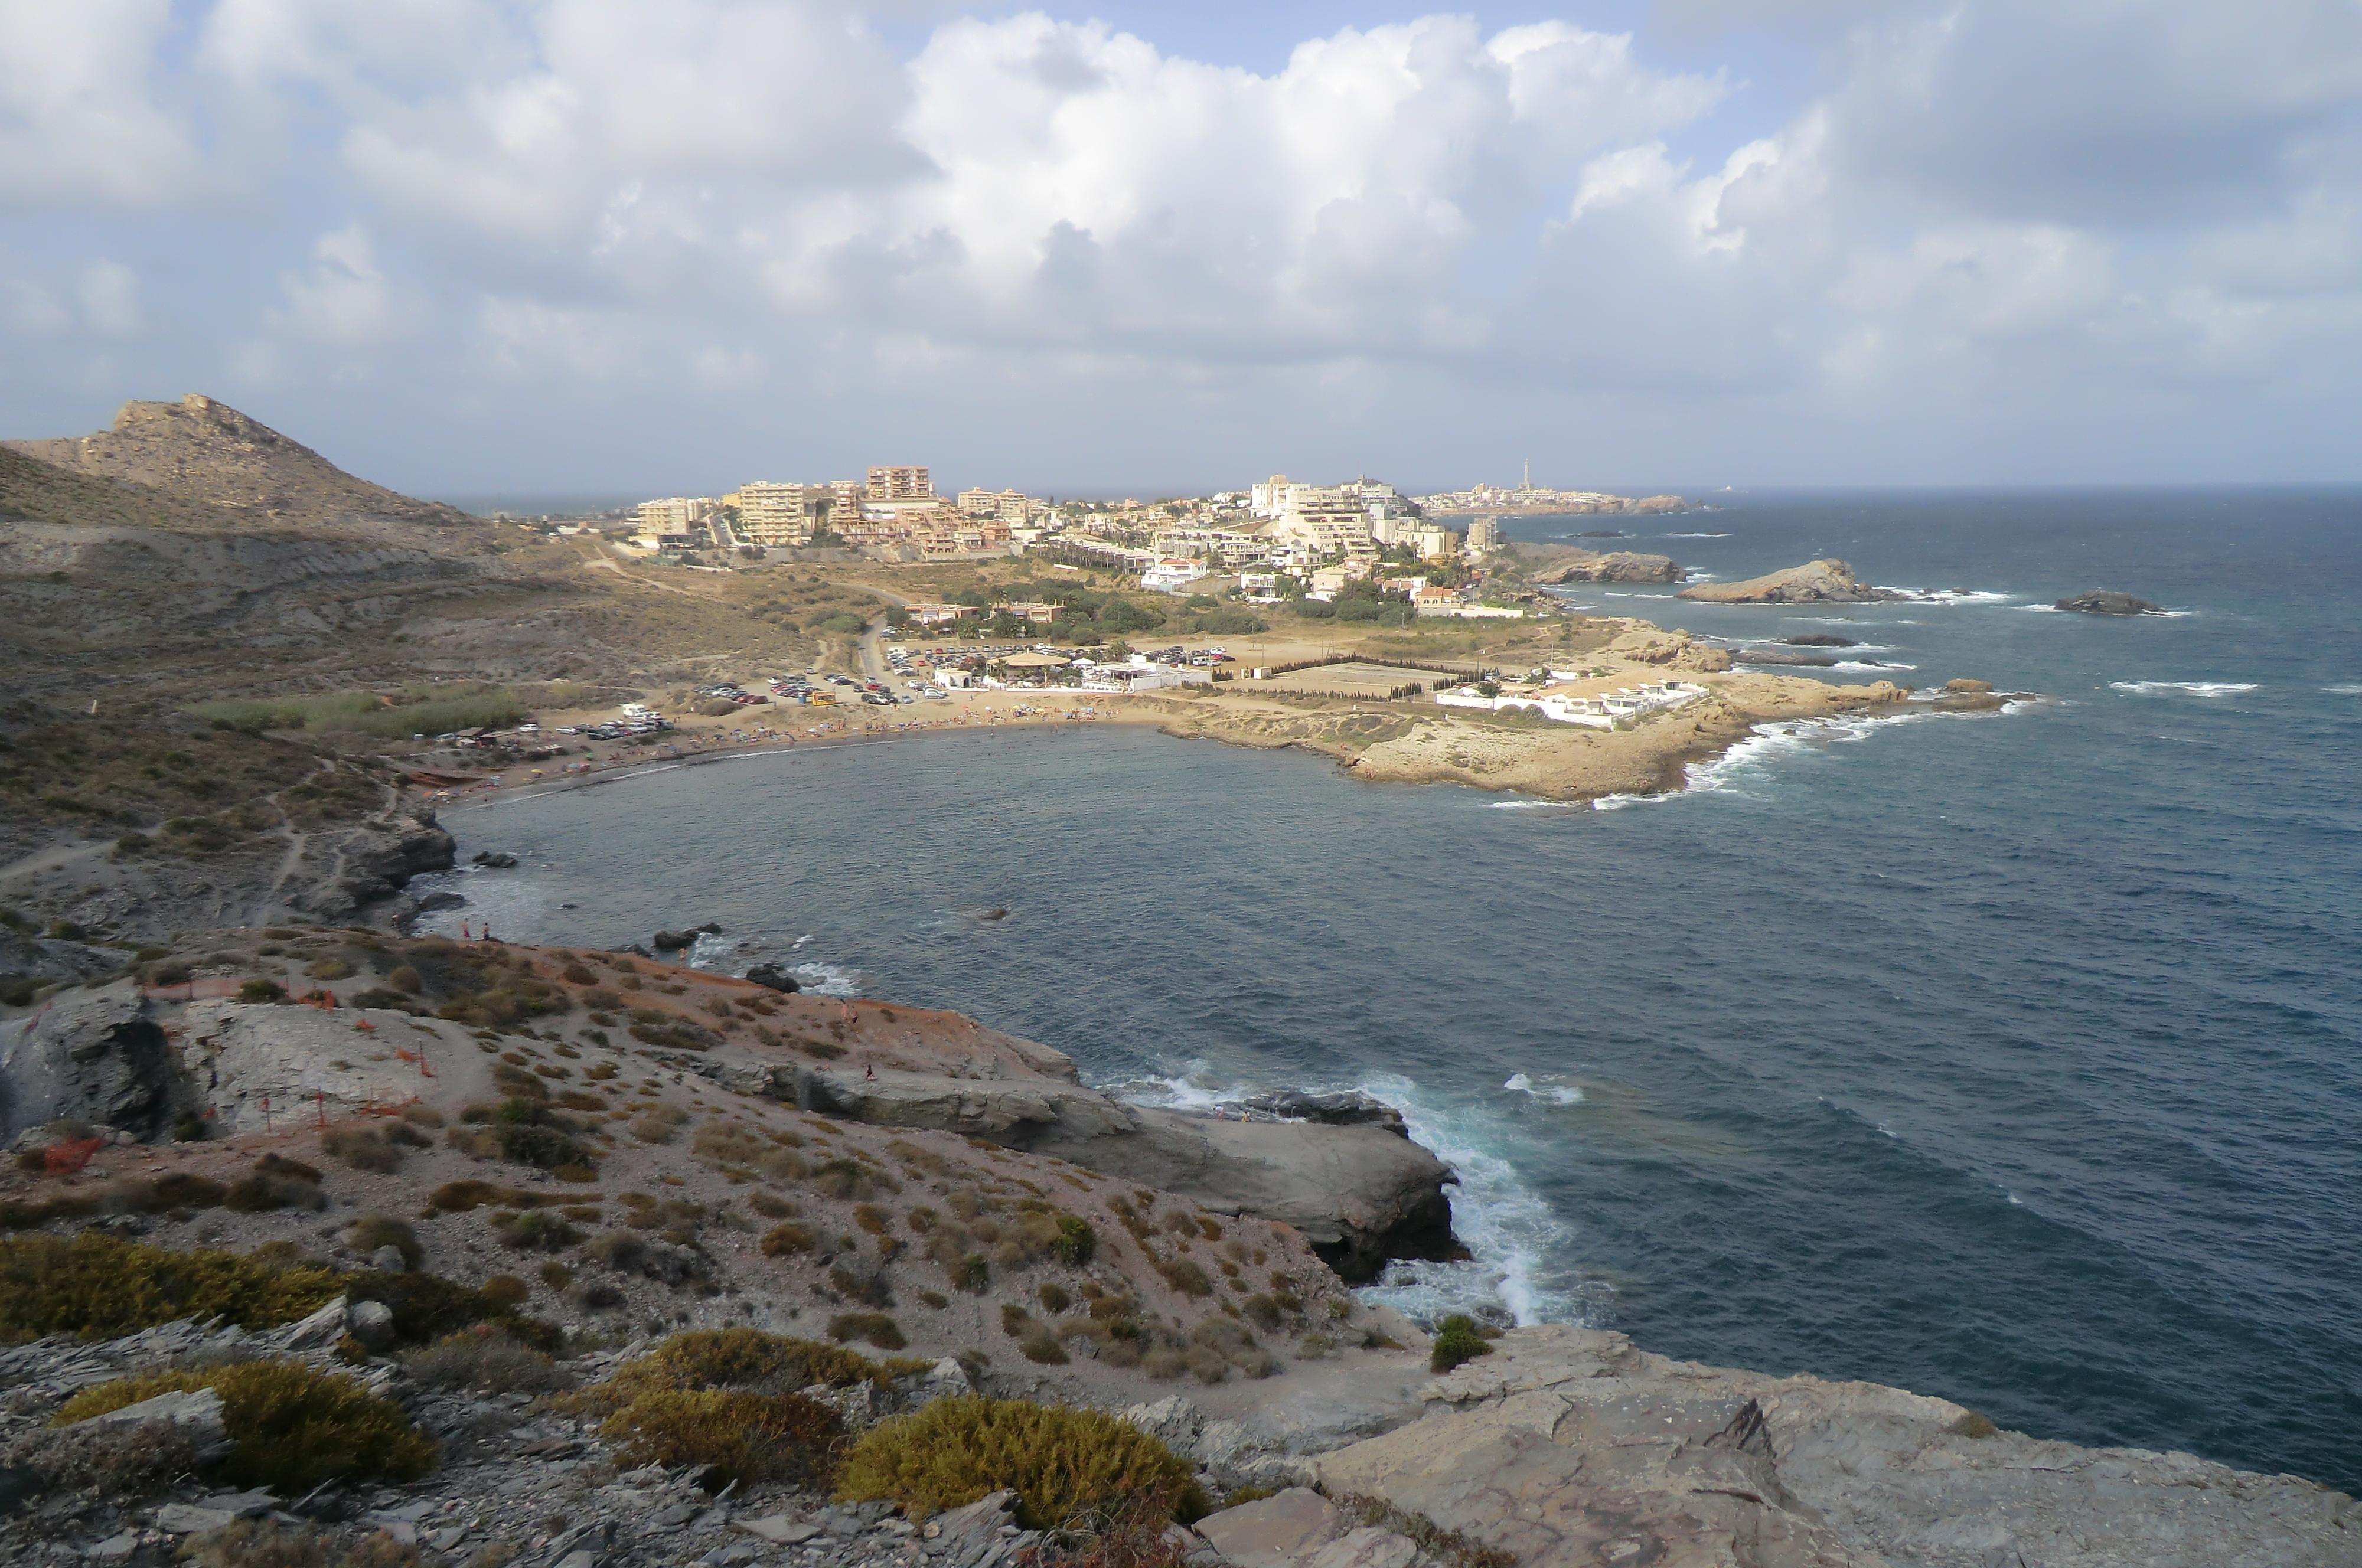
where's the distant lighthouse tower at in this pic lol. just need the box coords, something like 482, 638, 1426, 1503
1522, 459, 1531, 493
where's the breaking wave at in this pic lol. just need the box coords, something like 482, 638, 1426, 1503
2110, 681, 2257, 698
1504, 1072, 1585, 1106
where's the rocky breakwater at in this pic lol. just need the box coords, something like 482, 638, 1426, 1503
1261, 1323, 2358, 1568
1678, 559, 1903, 605
743, 1034, 1457, 1283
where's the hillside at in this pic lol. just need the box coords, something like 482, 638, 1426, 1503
0, 444, 243, 534
5, 394, 477, 535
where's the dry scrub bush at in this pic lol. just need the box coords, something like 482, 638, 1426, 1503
575, 1328, 890, 1416
478, 1273, 530, 1309
837, 1397, 1202, 1529
631, 1104, 693, 1144
321, 1125, 416, 1173
599, 1388, 843, 1489
402, 1326, 567, 1394
827, 1311, 907, 1350
761, 1223, 817, 1257
187, 1518, 428, 1568
345, 1215, 423, 1270
0, 1233, 344, 1342
225, 1153, 328, 1213
746, 1190, 798, 1219
2, 1417, 205, 1498
55, 1360, 435, 1491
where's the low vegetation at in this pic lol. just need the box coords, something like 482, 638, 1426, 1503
599, 1388, 843, 1489
0, 1232, 344, 1342
1428, 1314, 1493, 1374
837, 1396, 1205, 1529
54, 1359, 436, 1491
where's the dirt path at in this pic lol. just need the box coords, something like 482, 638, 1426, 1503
0, 839, 108, 886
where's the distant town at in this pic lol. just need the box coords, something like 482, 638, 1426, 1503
504, 467, 1681, 622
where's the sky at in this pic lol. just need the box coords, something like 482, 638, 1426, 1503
4, 1, 2361, 497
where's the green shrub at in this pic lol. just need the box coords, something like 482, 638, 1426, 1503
837, 1397, 1203, 1528
1052, 1214, 1096, 1266
599, 1389, 842, 1489
1428, 1314, 1492, 1374
237, 978, 288, 1004
53, 1360, 435, 1491
0, 1233, 344, 1342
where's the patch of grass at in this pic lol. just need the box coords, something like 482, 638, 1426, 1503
1156, 1259, 1212, 1298
53, 1359, 435, 1491
837, 1396, 1203, 1529
761, 1223, 817, 1257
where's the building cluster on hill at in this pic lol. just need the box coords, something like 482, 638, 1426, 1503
622, 468, 1526, 611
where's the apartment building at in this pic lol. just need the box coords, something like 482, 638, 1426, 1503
635, 496, 712, 533
958, 486, 1030, 521
867, 466, 934, 501
736, 481, 822, 547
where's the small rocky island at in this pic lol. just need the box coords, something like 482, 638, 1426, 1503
1676, 558, 1902, 605
2056, 589, 2164, 615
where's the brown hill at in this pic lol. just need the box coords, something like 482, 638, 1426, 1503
5, 394, 477, 534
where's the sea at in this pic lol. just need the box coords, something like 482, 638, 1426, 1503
407, 489, 2362, 1493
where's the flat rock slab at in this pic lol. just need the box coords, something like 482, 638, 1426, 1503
733, 1514, 822, 1545
1315, 1324, 2362, 1568
1195, 1488, 1352, 1568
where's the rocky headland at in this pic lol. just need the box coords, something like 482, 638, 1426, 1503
1677, 560, 1901, 605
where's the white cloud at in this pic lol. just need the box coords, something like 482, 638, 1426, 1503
273, 225, 399, 348
0, 0, 204, 205
4, 1, 2362, 482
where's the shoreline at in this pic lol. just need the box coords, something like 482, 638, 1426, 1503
427, 662, 1949, 819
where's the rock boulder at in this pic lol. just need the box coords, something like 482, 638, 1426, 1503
2056, 589, 2163, 615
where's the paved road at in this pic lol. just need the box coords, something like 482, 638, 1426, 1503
855, 585, 911, 682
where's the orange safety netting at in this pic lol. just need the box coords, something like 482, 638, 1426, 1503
44, 1137, 105, 1175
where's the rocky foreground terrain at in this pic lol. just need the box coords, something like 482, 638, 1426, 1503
0, 928, 2353, 1568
